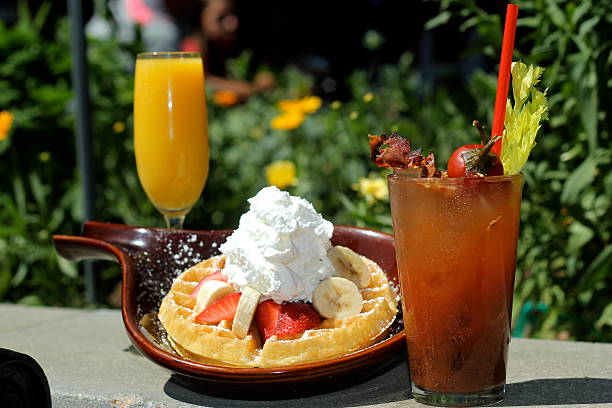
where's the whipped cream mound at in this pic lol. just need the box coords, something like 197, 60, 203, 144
219, 186, 334, 303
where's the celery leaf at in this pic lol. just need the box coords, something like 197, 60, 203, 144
501, 62, 549, 175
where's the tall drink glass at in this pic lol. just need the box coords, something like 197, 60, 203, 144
388, 170, 522, 406
134, 52, 209, 229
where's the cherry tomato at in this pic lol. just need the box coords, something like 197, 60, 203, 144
448, 144, 479, 178
447, 144, 503, 177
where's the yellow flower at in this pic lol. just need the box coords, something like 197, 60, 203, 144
277, 99, 303, 112
270, 110, 305, 130
113, 121, 125, 133
349, 111, 359, 120
277, 96, 322, 114
272, 95, 321, 130
298, 96, 322, 113
39, 151, 51, 162
330, 101, 342, 110
352, 175, 388, 204
265, 160, 298, 189
0, 111, 14, 141
213, 90, 239, 107
362, 92, 375, 103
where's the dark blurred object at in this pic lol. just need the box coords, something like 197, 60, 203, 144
233, 0, 509, 100
0, 349, 51, 408
0, 0, 93, 29
238, 0, 434, 99
67, 0, 97, 305
234, 0, 463, 99
0, 2, 18, 24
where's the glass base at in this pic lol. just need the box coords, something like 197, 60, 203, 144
412, 383, 505, 407
158, 207, 191, 230
163, 214, 186, 229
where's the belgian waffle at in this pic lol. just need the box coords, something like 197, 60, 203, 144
158, 254, 398, 367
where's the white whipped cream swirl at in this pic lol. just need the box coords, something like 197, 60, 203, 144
219, 186, 334, 303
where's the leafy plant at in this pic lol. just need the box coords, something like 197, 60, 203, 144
0, 3, 81, 306
0, 3, 146, 305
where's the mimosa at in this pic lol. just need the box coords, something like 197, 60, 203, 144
134, 53, 208, 226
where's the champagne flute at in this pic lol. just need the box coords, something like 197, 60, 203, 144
133, 52, 209, 229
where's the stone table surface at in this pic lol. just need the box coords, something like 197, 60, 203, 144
1, 304, 611, 408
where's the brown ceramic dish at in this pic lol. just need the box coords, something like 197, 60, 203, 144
53, 221, 405, 396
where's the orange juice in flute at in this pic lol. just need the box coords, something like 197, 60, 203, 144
134, 52, 208, 228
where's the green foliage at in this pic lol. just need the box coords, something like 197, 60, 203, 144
0, 3, 147, 305
423, 0, 612, 341
0, 4, 82, 306
0, 1, 610, 342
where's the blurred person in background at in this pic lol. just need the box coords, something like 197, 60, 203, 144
120, 0, 194, 51
182, 0, 276, 101
118, 0, 274, 102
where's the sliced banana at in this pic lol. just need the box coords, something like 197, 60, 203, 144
218, 320, 232, 330
328, 246, 370, 288
312, 277, 363, 319
231, 287, 261, 338
193, 280, 235, 316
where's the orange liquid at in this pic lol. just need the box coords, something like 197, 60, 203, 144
388, 175, 522, 393
134, 56, 208, 215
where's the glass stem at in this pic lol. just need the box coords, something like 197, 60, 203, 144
164, 214, 185, 230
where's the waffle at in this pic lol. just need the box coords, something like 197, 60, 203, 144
158, 254, 398, 367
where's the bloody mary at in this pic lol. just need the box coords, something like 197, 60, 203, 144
388, 171, 522, 406
370, 56, 547, 406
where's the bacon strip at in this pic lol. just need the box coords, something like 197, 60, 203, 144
368, 132, 444, 177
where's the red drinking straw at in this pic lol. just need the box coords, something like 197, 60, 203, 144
491, 4, 519, 155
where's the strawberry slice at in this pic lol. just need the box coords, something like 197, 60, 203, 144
254, 299, 282, 341
190, 270, 228, 298
195, 292, 241, 324
274, 302, 321, 337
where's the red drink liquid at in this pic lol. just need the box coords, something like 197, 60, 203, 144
388, 172, 522, 406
